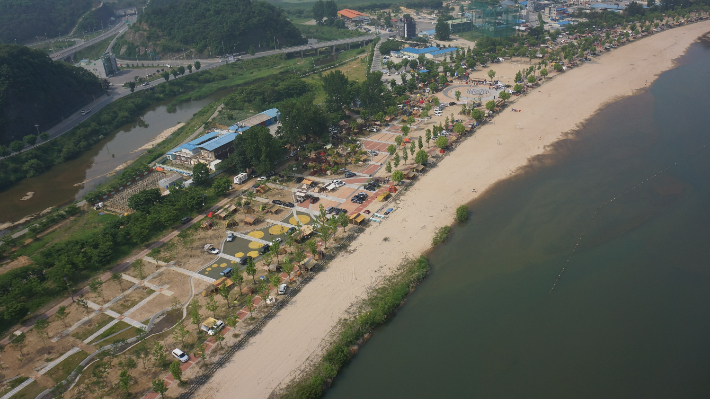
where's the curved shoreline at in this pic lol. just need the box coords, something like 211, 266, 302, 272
191, 21, 710, 399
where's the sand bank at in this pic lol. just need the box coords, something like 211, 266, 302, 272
132, 122, 185, 153
195, 21, 710, 399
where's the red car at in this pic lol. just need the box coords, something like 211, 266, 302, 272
310, 197, 319, 204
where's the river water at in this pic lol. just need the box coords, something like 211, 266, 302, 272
325, 41, 710, 398
0, 90, 230, 224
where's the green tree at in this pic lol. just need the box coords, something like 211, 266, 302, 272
170, 361, 183, 382
393, 153, 400, 168
418, 136, 423, 150
9, 140, 24, 153
435, 18, 451, 40
402, 147, 408, 164
76, 297, 89, 314
515, 70, 522, 82
245, 296, 255, 318
172, 321, 189, 346
152, 342, 167, 367
527, 75, 537, 84
415, 149, 428, 165
128, 81, 136, 92
170, 69, 178, 79
161, 71, 170, 81
111, 272, 125, 292
453, 122, 465, 135
269, 241, 281, 265
219, 282, 231, 308
189, 299, 202, 333
278, 96, 328, 146
410, 141, 415, 156
89, 278, 104, 301
499, 91, 511, 101
212, 176, 232, 196
454, 90, 461, 101
401, 125, 410, 136
128, 188, 162, 212
119, 369, 131, 394
187, 64, 193, 73
387, 144, 396, 155
177, 65, 185, 75
322, 70, 351, 115
246, 258, 257, 284
392, 170, 404, 184
192, 162, 210, 185
231, 272, 244, 296
152, 379, 167, 398
487, 69, 496, 80
11, 332, 26, 356
23, 135, 37, 146
395, 135, 403, 146
34, 318, 49, 353
385, 161, 392, 173
436, 136, 448, 149
206, 295, 219, 317
513, 83, 523, 93
134, 341, 150, 368
194, 61, 201, 70
131, 259, 145, 280
425, 129, 431, 146
540, 68, 548, 78
455, 205, 469, 222
55, 305, 69, 327
485, 100, 496, 112
0, 145, 9, 156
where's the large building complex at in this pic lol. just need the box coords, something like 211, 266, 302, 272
337, 9, 370, 23
396, 16, 417, 38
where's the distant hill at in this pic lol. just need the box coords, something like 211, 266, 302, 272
0, 0, 93, 44
0, 44, 103, 145
115, 0, 307, 59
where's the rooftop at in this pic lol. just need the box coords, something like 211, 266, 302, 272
429, 47, 458, 56
338, 9, 368, 19
401, 46, 439, 55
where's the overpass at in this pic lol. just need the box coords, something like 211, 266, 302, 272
238, 34, 377, 60
50, 17, 134, 62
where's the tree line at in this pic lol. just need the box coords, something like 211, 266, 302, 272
0, 0, 93, 44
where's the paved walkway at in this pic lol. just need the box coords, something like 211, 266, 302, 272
265, 219, 298, 228
226, 231, 271, 245
167, 265, 217, 283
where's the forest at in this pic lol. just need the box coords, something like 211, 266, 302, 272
132, 0, 307, 55
0, 0, 93, 44
0, 44, 103, 145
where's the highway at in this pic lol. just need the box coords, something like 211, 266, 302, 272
49, 17, 135, 61
1, 34, 376, 160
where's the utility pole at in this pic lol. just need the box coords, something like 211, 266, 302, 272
64, 276, 74, 302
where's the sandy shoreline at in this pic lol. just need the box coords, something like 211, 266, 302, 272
132, 122, 185, 153
195, 21, 710, 399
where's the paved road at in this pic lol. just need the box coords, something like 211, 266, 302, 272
50, 18, 134, 61
1, 34, 375, 161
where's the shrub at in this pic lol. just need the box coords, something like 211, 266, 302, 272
432, 226, 451, 246
455, 205, 469, 222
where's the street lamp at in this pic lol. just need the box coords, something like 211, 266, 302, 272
34, 124, 40, 136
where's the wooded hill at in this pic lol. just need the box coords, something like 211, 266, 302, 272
118, 0, 307, 58
0, 44, 103, 145
0, 0, 93, 44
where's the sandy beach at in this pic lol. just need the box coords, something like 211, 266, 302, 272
194, 21, 710, 399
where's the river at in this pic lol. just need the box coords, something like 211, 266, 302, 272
324, 41, 710, 398
0, 89, 232, 224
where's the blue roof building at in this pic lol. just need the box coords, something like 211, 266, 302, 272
590, 3, 624, 10
401, 46, 439, 56
166, 130, 238, 169
425, 47, 457, 60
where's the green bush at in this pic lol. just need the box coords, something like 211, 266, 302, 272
455, 205, 469, 222
432, 226, 451, 246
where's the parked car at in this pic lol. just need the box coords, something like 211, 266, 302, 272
295, 177, 304, 183
345, 172, 356, 178
226, 232, 235, 242
172, 349, 190, 363
326, 206, 335, 214
272, 238, 282, 245
284, 202, 295, 208
238, 256, 252, 265
272, 199, 283, 205
278, 284, 288, 295
286, 227, 297, 235
259, 244, 271, 255
180, 217, 192, 224
208, 247, 220, 255
220, 268, 233, 277
310, 197, 319, 204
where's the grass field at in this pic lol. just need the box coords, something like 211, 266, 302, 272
304, 47, 370, 104
74, 33, 117, 61
12, 381, 45, 399
72, 314, 112, 342
298, 24, 366, 41
45, 351, 89, 384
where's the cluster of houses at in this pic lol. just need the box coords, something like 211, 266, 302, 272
164, 108, 280, 172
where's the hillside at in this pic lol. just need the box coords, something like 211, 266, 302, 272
0, 0, 93, 44
115, 0, 307, 59
0, 44, 103, 145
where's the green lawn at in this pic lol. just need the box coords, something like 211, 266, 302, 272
74, 33, 118, 61
12, 381, 46, 399
45, 350, 89, 384
0, 377, 29, 397
90, 320, 131, 344
298, 24, 366, 41
72, 314, 112, 342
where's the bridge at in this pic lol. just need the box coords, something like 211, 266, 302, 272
49, 17, 134, 62
238, 34, 377, 60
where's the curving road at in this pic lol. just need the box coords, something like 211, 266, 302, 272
49, 17, 135, 61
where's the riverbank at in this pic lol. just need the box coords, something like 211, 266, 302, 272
194, 20, 710, 399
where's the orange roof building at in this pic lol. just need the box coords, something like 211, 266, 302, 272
337, 9, 370, 21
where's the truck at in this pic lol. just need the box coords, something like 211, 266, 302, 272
200, 317, 225, 335
234, 173, 248, 185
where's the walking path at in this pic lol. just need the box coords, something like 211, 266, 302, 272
167, 264, 217, 283
226, 231, 272, 246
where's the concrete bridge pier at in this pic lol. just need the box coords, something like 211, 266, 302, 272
347, 43, 351, 50
332, 45, 336, 54
317, 48, 320, 56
